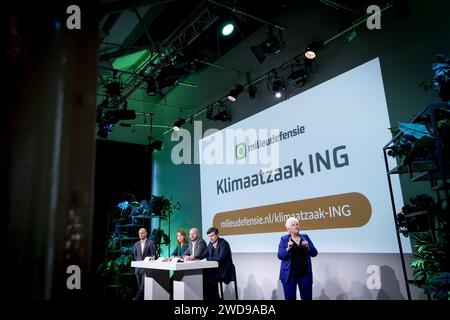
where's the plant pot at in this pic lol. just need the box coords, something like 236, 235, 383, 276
404, 211, 430, 232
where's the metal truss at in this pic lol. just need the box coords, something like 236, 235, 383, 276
99, 3, 218, 110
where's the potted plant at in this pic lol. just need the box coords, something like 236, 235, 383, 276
387, 123, 434, 165
150, 195, 181, 217
107, 232, 124, 251
410, 231, 450, 300
148, 195, 181, 256
99, 193, 182, 298
400, 194, 437, 233
96, 253, 133, 286
149, 228, 170, 244
96, 258, 120, 285
150, 195, 164, 215
421, 53, 450, 102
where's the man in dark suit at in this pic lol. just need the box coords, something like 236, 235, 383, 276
183, 227, 207, 260
199, 227, 234, 300
133, 228, 156, 300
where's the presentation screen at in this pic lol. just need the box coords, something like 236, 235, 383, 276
199, 58, 409, 253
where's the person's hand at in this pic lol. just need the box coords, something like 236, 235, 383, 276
287, 239, 294, 251
301, 240, 309, 250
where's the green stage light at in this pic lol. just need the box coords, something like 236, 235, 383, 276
221, 22, 235, 36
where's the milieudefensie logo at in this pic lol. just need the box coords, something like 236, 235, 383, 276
235, 142, 247, 160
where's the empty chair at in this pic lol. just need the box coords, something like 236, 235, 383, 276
218, 263, 238, 300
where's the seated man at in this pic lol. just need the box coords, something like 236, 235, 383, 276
199, 227, 234, 300
183, 227, 207, 260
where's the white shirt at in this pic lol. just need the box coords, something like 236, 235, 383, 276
191, 239, 197, 257
140, 239, 146, 255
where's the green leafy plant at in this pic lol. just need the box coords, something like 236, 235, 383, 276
114, 254, 133, 269
410, 231, 450, 300
98, 193, 182, 299
107, 232, 124, 250
397, 194, 439, 237
149, 228, 171, 257
423, 272, 450, 300
149, 228, 170, 245
147, 196, 181, 256
402, 194, 437, 214
396, 212, 409, 237
120, 246, 133, 255
387, 127, 414, 158
403, 136, 435, 165
96, 259, 120, 285
150, 195, 182, 217
387, 124, 434, 165
390, 54, 450, 164
421, 53, 450, 102
397, 194, 437, 237
96, 253, 133, 284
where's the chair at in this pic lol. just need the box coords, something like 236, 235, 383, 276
218, 264, 238, 300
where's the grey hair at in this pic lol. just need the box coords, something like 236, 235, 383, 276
285, 217, 299, 230
190, 228, 199, 234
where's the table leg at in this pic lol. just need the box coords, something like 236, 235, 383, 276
173, 269, 204, 300
144, 269, 170, 300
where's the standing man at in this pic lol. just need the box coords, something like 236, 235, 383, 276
183, 227, 207, 260
133, 228, 156, 300
200, 227, 234, 300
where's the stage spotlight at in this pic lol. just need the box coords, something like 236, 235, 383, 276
173, 118, 185, 131
272, 79, 285, 99
221, 22, 235, 36
157, 62, 196, 95
251, 28, 285, 64
212, 101, 231, 122
227, 84, 244, 102
108, 109, 136, 123
248, 85, 257, 99
146, 78, 158, 96
288, 69, 308, 87
304, 41, 323, 60
212, 110, 231, 121
149, 140, 163, 151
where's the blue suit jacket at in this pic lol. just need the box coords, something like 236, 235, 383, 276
200, 237, 234, 284
277, 233, 318, 284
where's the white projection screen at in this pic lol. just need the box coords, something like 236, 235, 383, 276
199, 58, 411, 253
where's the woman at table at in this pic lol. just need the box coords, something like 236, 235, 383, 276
170, 229, 189, 258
